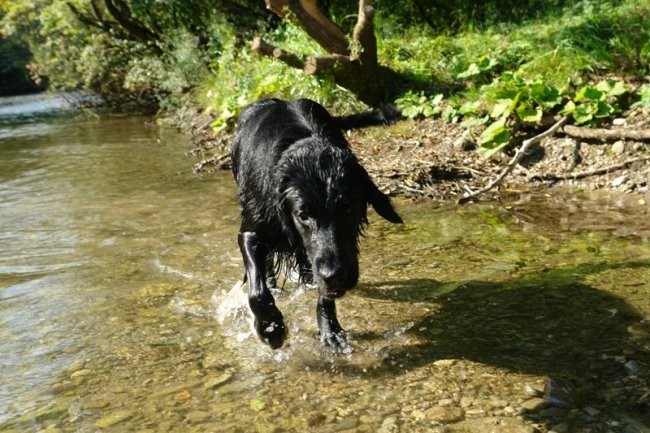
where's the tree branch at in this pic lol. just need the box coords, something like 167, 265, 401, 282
251, 37, 306, 69
458, 116, 568, 204
563, 125, 650, 142
351, 1, 377, 65
265, 0, 350, 54
103, 0, 161, 49
303, 54, 350, 75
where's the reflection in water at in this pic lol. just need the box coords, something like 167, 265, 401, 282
0, 97, 648, 432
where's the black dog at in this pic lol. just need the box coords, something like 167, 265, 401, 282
231, 98, 402, 351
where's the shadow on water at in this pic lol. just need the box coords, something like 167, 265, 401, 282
355, 260, 650, 422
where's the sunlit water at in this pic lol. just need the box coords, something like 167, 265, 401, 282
1, 95, 648, 432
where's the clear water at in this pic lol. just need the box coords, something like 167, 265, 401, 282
0, 95, 648, 432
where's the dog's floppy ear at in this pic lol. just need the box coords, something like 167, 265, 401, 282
361, 168, 403, 224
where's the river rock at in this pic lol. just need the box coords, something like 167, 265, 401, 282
423, 406, 465, 423
185, 410, 211, 424
612, 140, 625, 154
203, 370, 234, 390
94, 410, 134, 428
377, 416, 399, 433
70, 369, 93, 380
450, 416, 535, 433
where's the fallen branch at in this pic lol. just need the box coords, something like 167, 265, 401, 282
193, 153, 231, 173
530, 156, 650, 182
563, 125, 650, 142
458, 116, 568, 204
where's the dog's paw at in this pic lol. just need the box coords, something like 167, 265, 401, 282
254, 316, 287, 349
320, 329, 349, 353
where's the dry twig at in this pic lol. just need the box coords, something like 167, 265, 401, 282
458, 116, 568, 204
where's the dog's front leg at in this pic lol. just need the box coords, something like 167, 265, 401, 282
238, 231, 287, 349
317, 296, 348, 352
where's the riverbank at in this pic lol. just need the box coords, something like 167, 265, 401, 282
181, 106, 650, 204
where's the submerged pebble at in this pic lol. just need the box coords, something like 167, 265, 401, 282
94, 410, 134, 428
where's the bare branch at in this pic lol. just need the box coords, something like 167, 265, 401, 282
458, 116, 568, 204
351, 1, 377, 65
103, 0, 161, 49
265, 0, 349, 54
563, 125, 650, 142
251, 37, 305, 69
303, 54, 350, 75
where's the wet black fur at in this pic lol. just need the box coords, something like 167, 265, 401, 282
231, 98, 402, 351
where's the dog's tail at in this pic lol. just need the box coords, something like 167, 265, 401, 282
333, 104, 402, 131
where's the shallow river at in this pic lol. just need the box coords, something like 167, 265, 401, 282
1, 94, 649, 433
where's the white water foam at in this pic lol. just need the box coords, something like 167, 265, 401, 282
153, 257, 195, 279
211, 280, 255, 343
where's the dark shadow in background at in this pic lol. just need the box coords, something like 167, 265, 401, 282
354, 261, 650, 425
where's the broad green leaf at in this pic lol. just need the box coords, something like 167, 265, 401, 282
442, 107, 460, 123
490, 98, 515, 119
401, 106, 421, 119
477, 56, 498, 71
459, 100, 481, 115
461, 115, 489, 127
422, 104, 440, 117
595, 80, 627, 97
478, 139, 510, 158
573, 103, 595, 124
595, 100, 615, 118
432, 93, 444, 105
575, 86, 604, 102
560, 100, 576, 115
516, 103, 542, 123
530, 83, 562, 109
457, 63, 481, 79
478, 120, 511, 158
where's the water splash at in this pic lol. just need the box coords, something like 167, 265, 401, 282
152, 257, 195, 279
211, 280, 255, 343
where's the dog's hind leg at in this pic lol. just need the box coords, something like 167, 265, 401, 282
316, 296, 348, 352
238, 231, 287, 349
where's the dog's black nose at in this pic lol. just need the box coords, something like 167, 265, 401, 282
315, 258, 346, 285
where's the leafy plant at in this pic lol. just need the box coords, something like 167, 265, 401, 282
631, 83, 650, 112
395, 91, 444, 119
561, 79, 627, 125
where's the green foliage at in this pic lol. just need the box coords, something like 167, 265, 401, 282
561, 80, 627, 125
631, 84, 650, 112
395, 91, 444, 119
396, 75, 639, 158
202, 21, 364, 133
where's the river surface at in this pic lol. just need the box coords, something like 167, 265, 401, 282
0, 94, 649, 433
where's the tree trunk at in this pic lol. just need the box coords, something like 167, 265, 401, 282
252, 0, 401, 106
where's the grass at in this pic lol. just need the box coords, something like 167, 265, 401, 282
196, 0, 649, 134
378, 0, 649, 92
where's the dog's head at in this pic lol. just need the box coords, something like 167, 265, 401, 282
277, 138, 402, 298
